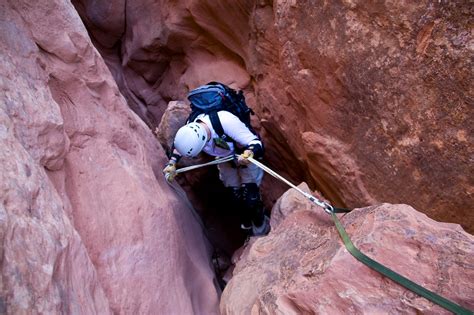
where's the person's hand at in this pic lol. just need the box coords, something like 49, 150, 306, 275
163, 161, 177, 182
237, 149, 254, 165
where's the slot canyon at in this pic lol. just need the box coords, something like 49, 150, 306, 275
1, 0, 473, 314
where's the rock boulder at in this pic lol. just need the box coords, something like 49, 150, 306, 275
221, 184, 474, 314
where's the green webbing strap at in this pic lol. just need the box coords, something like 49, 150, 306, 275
245, 157, 471, 314
331, 212, 472, 315
176, 155, 471, 313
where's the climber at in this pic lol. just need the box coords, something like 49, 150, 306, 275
162, 111, 270, 237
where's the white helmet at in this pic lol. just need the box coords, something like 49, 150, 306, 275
174, 122, 208, 157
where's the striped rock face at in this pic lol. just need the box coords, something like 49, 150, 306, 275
1, 1, 219, 314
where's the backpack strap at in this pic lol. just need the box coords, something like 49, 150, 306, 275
186, 108, 200, 124
209, 111, 224, 139
188, 108, 234, 142
209, 111, 235, 143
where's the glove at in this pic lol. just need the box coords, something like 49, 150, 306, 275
237, 149, 254, 165
163, 161, 177, 182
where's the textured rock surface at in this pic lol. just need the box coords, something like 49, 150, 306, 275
72, 0, 253, 128
1, 1, 219, 314
250, 0, 474, 233
1, 2, 109, 313
156, 101, 190, 155
75, 0, 473, 233
3, 0, 472, 313
220, 184, 474, 314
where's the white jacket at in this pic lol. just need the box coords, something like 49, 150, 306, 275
196, 111, 262, 157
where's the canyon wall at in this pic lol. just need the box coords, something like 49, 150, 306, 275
1, 1, 219, 313
2, 0, 472, 313
249, 0, 473, 233
220, 184, 474, 314
74, 0, 473, 232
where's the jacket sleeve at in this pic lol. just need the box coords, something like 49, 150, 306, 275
218, 111, 263, 148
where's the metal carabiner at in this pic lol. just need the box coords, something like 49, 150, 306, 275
323, 202, 334, 214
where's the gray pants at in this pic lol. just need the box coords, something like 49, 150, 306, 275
217, 161, 264, 187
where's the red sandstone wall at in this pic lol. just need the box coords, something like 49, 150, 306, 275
1, 1, 219, 313
220, 185, 474, 314
74, 0, 473, 232
1, 1, 472, 313
249, 0, 473, 233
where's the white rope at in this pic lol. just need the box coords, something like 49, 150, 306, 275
175, 155, 235, 174
247, 157, 333, 212
172, 153, 333, 213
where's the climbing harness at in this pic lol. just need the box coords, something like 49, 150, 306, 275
169, 154, 472, 314
246, 156, 472, 315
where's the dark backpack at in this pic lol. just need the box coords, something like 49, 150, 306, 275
187, 82, 256, 143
